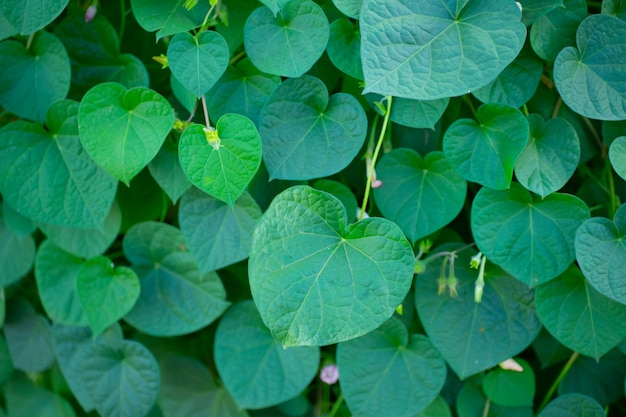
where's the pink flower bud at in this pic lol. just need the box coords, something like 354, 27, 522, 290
320, 364, 339, 385
85, 5, 97, 22
371, 179, 383, 188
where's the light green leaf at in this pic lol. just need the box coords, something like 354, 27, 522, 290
214, 301, 319, 409
554, 14, 626, 120
337, 317, 446, 417
167, 31, 229, 97
148, 136, 192, 203
518, 0, 564, 25
416, 246, 541, 379
5, 375, 76, 417
259, 75, 367, 180
609, 136, 626, 181
515, 115, 580, 198
130, 0, 211, 39
123, 221, 230, 336
360, 0, 526, 100
443, 104, 529, 190
530, 0, 587, 62
483, 358, 535, 407
78, 82, 175, 185
244, 0, 330, 78
472, 183, 590, 286
366, 94, 449, 130
0, 31, 70, 122
535, 267, 626, 360
179, 115, 262, 206
179, 188, 261, 274
374, 149, 467, 244
332, 0, 361, 19
0, 216, 35, 286
575, 202, 626, 305
0, 0, 68, 34
327, 18, 363, 80
539, 394, 604, 417
35, 240, 88, 327
249, 186, 415, 347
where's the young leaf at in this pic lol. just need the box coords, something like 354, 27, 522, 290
337, 317, 446, 417
130, 0, 211, 39
249, 186, 415, 347
0, 216, 35, 287
530, 0, 587, 62
471, 183, 590, 286
78, 82, 175, 185
483, 358, 535, 407
259, 75, 367, 180
327, 18, 363, 80
609, 136, 626, 181
214, 301, 320, 409
538, 394, 604, 417
374, 149, 467, 244
360, 0, 525, 100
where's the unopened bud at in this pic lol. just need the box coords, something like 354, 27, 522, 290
85, 4, 97, 22
320, 364, 339, 385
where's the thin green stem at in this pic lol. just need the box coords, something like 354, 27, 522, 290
551, 96, 563, 119
522, 104, 529, 117
25, 32, 35, 50
538, 351, 580, 412
578, 164, 610, 195
605, 158, 617, 218
229, 50, 246, 65
582, 116, 605, 157
481, 398, 491, 417
326, 393, 344, 417
197, 0, 221, 34
462, 95, 477, 119
201, 95, 211, 128
107, 250, 126, 260
359, 96, 392, 220
119, 0, 127, 43
159, 191, 169, 222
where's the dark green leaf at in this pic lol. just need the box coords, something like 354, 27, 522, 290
0, 0, 68, 34
366, 94, 449, 130
312, 179, 358, 222
456, 380, 534, 417
538, 394, 604, 417
518, 0, 564, 25
603, 0, 626, 20
609, 136, 626, 181
131, 0, 211, 39
332, 0, 361, 19
0, 335, 13, 386
148, 137, 192, 203
0, 216, 35, 286
2, 201, 36, 239
532, 328, 573, 369
259, 0, 290, 15
327, 18, 363, 80
530, 0, 587, 62
5, 375, 76, 417
483, 358, 535, 407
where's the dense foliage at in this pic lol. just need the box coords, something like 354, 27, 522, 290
1, 0, 626, 416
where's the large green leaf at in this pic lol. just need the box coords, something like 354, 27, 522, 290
415, 247, 541, 379
337, 317, 446, 417
148, 136, 191, 203
179, 188, 261, 274
332, 0, 361, 19
259, 76, 367, 180
2, 201, 36, 239
214, 301, 319, 409
471, 184, 590, 286
554, 14, 626, 120
482, 358, 535, 407
515, 115, 580, 198
373, 149, 467, 244
0, 216, 35, 286
327, 18, 363, 80
518, 0, 564, 25
179, 114, 262, 206
249, 186, 415, 347
0, 31, 70, 122
575, 203, 626, 305
5, 375, 76, 417
530, 0, 587, 62
78, 82, 175, 185
538, 394, 604, 417
130, 0, 211, 39
366, 94, 449, 130
0, 0, 68, 35
535, 267, 626, 360
167, 31, 229, 97
360, 0, 526, 100
456, 381, 534, 417
123, 222, 230, 336
443, 104, 529, 190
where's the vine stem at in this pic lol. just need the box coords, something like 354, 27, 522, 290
326, 393, 344, 417
201, 95, 211, 129
481, 398, 491, 417
605, 158, 617, 218
359, 96, 393, 220
119, 0, 127, 42
25, 32, 35, 50
538, 351, 580, 412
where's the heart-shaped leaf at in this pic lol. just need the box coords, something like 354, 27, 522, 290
77, 256, 140, 337
214, 301, 319, 409
259, 0, 290, 15
337, 317, 446, 417
472, 183, 590, 287
327, 18, 363, 80
78, 82, 175, 185
609, 136, 626, 181
0, 215, 35, 287
554, 14, 626, 120
518, 0, 564, 26
249, 186, 415, 347
0, 0, 68, 35
366, 94, 449, 130
131, 0, 211, 40
167, 31, 229, 97
259, 75, 367, 180
360, 0, 526, 100
373, 149, 467, 244
483, 358, 535, 407
148, 136, 192, 203
539, 394, 604, 417
332, 0, 361, 19
603, 0, 626, 19
179, 114, 262, 206
530, 0, 587, 62
575, 203, 626, 305
244, 0, 330, 78
443, 104, 529, 190
515, 115, 580, 198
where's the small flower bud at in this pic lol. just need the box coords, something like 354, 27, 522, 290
371, 179, 383, 188
437, 276, 447, 295
469, 252, 482, 269
414, 260, 426, 274
447, 273, 458, 298
419, 239, 433, 254
320, 364, 339, 385
85, 5, 97, 22
499, 358, 523, 372
152, 54, 169, 69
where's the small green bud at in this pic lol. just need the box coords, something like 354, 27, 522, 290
469, 252, 482, 269
447, 273, 458, 298
183, 0, 198, 10
152, 54, 168, 69
419, 239, 433, 254
437, 276, 447, 295
414, 260, 426, 274
395, 304, 403, 315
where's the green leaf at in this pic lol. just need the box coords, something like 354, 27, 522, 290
554, 14, 626, 121
327, 18, 363, 80
123, 221, 230, 336
244, 0, 330, 78
532, 328, 573, 369
337, 317, 446, 417
214, 301, 319, 409
0, 335, 13, 386
5, 375, 76, 417
609, 136, 626, 181
130, 0, 211, 40
332, 0, 361, 19
443, 104, 529, 190
259, 76, 367, 180
179, 114, 262, 206
312, 179, 358, 222
2, 201, 36, 239
148, 136, 192, 203
603, 0, 626, 20
77, 256, 140, 337
515, 115, 580, 198
472, 184, 590, 286
374, 149, 467, 244
360, 0, 526, 100
575, 202, 626, 305
206, 59, 282, 127
483, 358, 535, 407
170, 73, 197, 114
415, 246, 541, 379
0, 216, 35, 286
412, 397, 451, 417
167, 31, 229, 97
456, 381, 534, 417
0, 0, 68, 35
538, 394, 604, 417
535, 267, 626, 360
78, 82, 175, 185
366, 94, 449, 130
249, 186, 415, 347
0, 10, 16, 41
530, 0, 587, 62
179, 188, 261, 274
35, 240, 88, 327
80, 340, 160, 417
259, 0, 290, 16
518, 0, 564, 26
0, 31, 70, 122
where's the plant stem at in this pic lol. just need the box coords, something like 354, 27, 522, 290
201, 95, 211, 128
481, 398, 491, 417
25, 32, 35, 50
605, 158, 617, 218
538, 351, 580, 412
551, 97, 562, 119
119, 0, 127, 43
582, 116, 605, 157
229, 50, 246, 65
360, 96, 392, 220
326, 393, 344, 417
462, 95, 477, 119
522, 104, 529, 116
